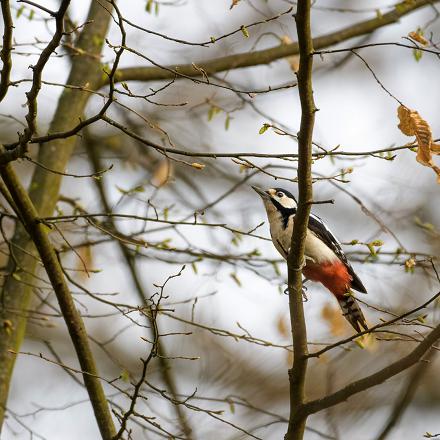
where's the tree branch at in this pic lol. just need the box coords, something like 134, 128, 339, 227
85, 140, 193, 439
302, 324, 440, 416
102, 0, 436, 87
0, 162, 116, 439
285, 1, 316, 439
0, 0, 114, 432
0, 0, 13, 103
0, 0, 72, 165
375, 348, 435, 440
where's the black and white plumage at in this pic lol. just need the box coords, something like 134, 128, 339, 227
252, 185, 368, 332
306, 213, 367, 294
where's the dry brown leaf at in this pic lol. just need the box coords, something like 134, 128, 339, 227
280, 35, 292, 45
321, 303, 346, 336
276, 314, 289, 338
230, 0, 240, 9
408, 31, 429, 46
321, 303, 376, 351
287, 56, 299, 73
281, 35, 299, 72
397, 105, 440, 183
397, 105, 415, 136
151, 159, 173, 187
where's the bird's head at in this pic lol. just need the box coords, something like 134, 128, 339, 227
251, 186, 296, 213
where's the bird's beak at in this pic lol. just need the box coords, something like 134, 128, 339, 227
251, 186, 270, 199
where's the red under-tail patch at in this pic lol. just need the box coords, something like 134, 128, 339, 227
303, 260, 351, 297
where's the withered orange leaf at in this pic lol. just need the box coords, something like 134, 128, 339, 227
397, 105, 440, 184
408, 31, 429, 46
230, 0, 240, 9
151, 159, 173, 187
397, 105, 414, 136
281, 36, 299, 72
276, 314, 289, 338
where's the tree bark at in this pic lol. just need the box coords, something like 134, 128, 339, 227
0, 164, 116, 438
0, 0, 113, 431
285, 1, 316, 439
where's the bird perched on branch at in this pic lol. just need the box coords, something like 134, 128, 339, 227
252, 186, 368, 333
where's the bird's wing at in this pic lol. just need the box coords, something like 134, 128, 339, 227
308, 213, 367, 293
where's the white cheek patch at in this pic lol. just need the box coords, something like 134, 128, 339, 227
280, 197, 296, 209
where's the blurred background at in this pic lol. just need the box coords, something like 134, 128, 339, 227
1, 0, 440, 438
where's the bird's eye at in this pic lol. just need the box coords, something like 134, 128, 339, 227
276, 191, 284, 198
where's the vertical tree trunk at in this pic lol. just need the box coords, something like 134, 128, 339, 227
285, 1, 316, 439
0, 0, 113, 430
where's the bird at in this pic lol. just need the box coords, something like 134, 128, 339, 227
252, 185, 368, 333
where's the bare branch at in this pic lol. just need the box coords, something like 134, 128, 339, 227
0, 0, 13, 103
103, 0, 437, 86
376, 348, 436, 440
302, 324, 440, 416
86, 137, 193, 438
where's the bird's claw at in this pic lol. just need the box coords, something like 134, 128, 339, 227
283, 285, 308, 302
302, 288, 308, 302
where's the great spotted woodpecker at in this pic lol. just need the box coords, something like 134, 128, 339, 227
252, 186, 368, 333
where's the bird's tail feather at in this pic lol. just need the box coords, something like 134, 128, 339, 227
337, 295, 368, 333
